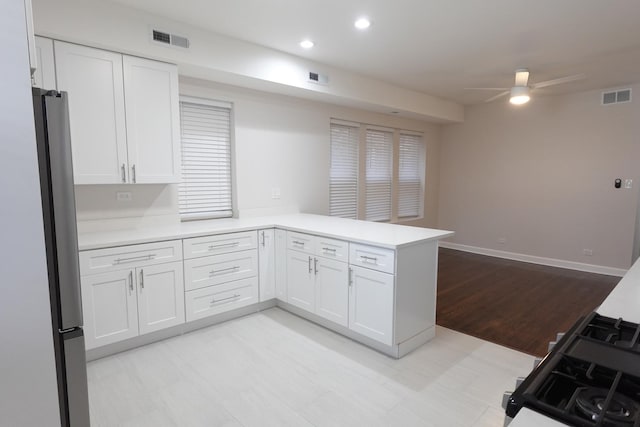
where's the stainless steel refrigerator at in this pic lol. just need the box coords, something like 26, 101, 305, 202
32, 88, 91, 426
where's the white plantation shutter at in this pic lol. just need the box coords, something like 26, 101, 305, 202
398, 133, 423, 218
178, 99, 233, 219
329, 123, 359, 218
365, 129, 393, 221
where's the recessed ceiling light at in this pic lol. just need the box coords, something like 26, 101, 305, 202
354, 18, 371, 30
300, 39, 314, 49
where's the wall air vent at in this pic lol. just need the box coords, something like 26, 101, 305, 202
602, 88, 632, 105
308, 71, 329, 85
151, 29, 190, 49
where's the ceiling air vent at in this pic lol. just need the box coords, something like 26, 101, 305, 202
151, 29, 190, 49
602, 88, 632, 105
308, 71, 329, 85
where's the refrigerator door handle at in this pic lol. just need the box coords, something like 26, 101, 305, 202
43, 92, 84, 330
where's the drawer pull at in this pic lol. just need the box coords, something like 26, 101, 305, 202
210, 266, 240, 276
360, 255, 378, 264
308, 256, 313, 274
113, 254, 156, 265
210, 294, 240, 305
208, 242, 240, 250
292, 240, 305, 247
322, 247, 337, 253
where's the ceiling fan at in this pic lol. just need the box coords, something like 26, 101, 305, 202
467, 69, 586, 104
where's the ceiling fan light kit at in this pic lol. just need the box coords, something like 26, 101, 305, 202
509, 86, 531, 105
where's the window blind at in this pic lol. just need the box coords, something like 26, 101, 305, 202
398, 133, 423, 218
365, 129, 393, 222
329, 123, 359, 219
178, 100, 233, 220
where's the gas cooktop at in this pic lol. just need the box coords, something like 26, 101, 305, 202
507, 313, 640, 427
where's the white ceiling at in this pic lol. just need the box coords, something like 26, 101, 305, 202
110, 0, 640, 105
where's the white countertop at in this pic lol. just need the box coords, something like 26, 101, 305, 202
596, 254, 640, 323
77, 213, 454, 251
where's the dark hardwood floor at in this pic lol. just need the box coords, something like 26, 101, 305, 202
436, 248, 620, 356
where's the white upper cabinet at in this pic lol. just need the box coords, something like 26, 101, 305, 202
53, 40, 180, 184
123, 56, 180, 183
32, 36, 56, 89
55, 41, 128, 184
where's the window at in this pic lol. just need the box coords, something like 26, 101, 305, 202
178, 97, 233, 220
398, 133, 423, 219
329, 120, 425, 223
365, 129, 393, 221
329, 123, 359, 219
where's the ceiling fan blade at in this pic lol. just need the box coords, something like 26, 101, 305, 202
465, 87, 509, 90
515, 69, 529, 87
532, 73, 586, 89
485, 91, 510, 103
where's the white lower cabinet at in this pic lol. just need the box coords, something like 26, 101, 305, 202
286, 249, 315, 311
348, 265, 394, 346
274, 229, 287, 301
136, 262, 185, 335
315, 257, 349, 327
81, 269, 139, 349
258, 228, 276, 301
81, 261, 185, 350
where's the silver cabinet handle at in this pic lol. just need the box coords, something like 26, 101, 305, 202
121, 163, 126, 183
360, 255, 378, 264
208, 242, 240, 250
113, 254, 155, 265
314, 257, 318, 275
210, 266, 240, 276
132, 164, 136, 183
261, 231, 265, 247
348, 267, 353, 287
322, 247, 337, 254
210, 294, 240, 306
308, 256, 313, 274
139, 269, 144, 290
128, 270, 134, 294
292, 240, 305, 247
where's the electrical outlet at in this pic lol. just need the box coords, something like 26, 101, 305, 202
271, 187, 281, 199
498, 237, 506, 244
625, 179, 633, 189
116, 191, 132, 201
583, 249, 593, 256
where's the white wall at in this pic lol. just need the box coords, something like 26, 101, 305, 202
76, 78, 441, 230
438, 86, 640, 270
0, 1, 61, 425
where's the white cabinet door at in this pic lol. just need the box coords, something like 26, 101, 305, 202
258, 229, 276, 301
54, 41, 128, 184
123, 56, 180, 184
274, 229, 287, 301
136, 262, 185, 335
81, 269, 138, 350
286, 249, 315, 312
348, 265, 394, 346
33, 36, 56, 89
315, 257, 349, 327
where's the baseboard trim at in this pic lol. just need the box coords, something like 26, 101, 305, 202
438, 242, 627, 277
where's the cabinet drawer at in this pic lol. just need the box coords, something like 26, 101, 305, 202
185, 278, 258, 322
79, 240, 182, 276
183, 231, 257, 259
349, 243, 395, 274
286, 231, 315, 254
315, 236, 348, 262
183, 250, 258, 291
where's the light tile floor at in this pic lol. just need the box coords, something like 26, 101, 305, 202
87, 308, 534, 426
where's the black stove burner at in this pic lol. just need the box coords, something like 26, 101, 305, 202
575, 387, 639, 426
